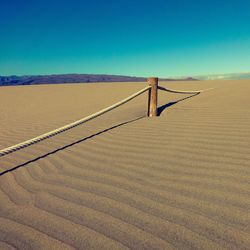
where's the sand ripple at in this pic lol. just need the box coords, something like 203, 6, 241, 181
1, 81, 250, 249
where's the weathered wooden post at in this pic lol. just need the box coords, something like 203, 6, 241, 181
147, 77, 158, 117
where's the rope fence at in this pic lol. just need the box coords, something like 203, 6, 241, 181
0, 86, 150, 157
0, 77, 213, 157
158, 85, 213, 94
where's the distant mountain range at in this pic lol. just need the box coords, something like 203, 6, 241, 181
1, 72, 249, 86
0, 74, 196, 86
196, 72, 250, 80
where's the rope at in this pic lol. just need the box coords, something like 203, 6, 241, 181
158, 85, 213, 94
0, 86, 151, 157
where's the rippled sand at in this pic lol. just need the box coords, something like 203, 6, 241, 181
0, 80, 250, 249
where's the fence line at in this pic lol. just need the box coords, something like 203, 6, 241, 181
0, 86, 151, 157
0, 78, 213, 157
158, 85, 213, 94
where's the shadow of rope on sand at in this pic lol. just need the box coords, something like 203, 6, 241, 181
1, 93, 200, 176
0, 116, 144, 176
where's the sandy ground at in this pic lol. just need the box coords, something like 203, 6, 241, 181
0, 80, 250, 250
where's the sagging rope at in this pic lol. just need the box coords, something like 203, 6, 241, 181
0, 86, 151, 157
158, 85, 213, 94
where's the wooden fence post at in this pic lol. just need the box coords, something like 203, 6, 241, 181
147, 77, 158, 117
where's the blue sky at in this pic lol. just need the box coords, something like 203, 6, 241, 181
1, 0, 250, 77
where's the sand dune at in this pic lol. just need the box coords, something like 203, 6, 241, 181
0, 80, 250, 249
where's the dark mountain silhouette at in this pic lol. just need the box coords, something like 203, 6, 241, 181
0, 74, 197, 86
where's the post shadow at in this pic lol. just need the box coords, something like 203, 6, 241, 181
0, 93, 200, 176
157, 93, 199, 116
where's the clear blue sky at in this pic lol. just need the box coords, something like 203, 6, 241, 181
1, 0, 250, 77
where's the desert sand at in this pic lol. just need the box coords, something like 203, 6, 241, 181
0, 80, 250, 249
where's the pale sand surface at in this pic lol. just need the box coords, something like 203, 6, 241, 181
0, 80, 250, 249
